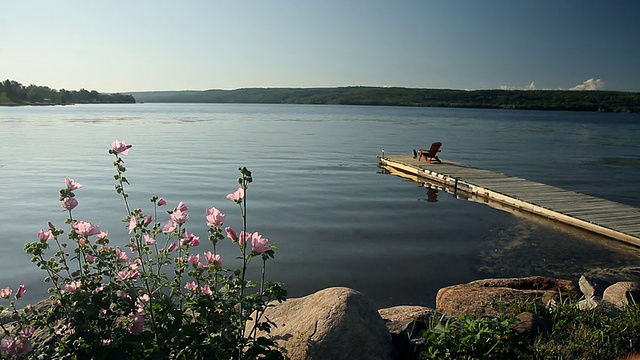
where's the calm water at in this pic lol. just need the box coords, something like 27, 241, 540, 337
1, 103, 640, 308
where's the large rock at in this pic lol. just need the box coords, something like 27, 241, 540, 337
511, 312, 552, 338
248, 287, 394, 360
603, 281, 640, 308
436, 276, 579, 317
378, 305, 436, 360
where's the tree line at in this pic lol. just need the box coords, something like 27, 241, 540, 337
129, 86, 640, 113
0, 79, 135, 105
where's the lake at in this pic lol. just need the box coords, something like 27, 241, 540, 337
1, 103, 640, 308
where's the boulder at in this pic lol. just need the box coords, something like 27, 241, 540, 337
378, 305, 437, 360
436, 276, 579, 317
511, 312, 552, 338
248, 287, 394, 360
603, 281, 640, 308
0, 310, 12, 325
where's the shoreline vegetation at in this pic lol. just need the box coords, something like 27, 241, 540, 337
0, 79, 135, 106
2, 78, 639, 112
128, 86, 640, 113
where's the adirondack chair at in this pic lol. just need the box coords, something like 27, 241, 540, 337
418, 142, 442, 163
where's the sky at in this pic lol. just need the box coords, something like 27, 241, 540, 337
1, 0, 639, 93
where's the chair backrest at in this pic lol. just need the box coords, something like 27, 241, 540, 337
426, 142, 442, 156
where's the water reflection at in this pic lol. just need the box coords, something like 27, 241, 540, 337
426, 188, 438, 203
379, 163, 640, 287
417, 186, 439, 203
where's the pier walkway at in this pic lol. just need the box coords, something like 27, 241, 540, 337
378, 154, 640, 247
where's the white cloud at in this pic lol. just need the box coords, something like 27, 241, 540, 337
499, 78, 606, 91
569, 78, 605, 91
499, 81, 536, 90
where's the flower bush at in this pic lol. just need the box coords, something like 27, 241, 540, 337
0, 140, 286, 359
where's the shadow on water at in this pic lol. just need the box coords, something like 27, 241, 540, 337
477, 215, 640, 283
601, 157, 640, 168
379, 165, 640, 288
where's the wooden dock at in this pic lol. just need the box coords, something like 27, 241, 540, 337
378, 154, 640, 247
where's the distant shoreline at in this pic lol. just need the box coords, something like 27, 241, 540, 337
0, 102, 136, 107
126, 86, 640, 113
3, 84, 639, 113
0, 79, 136, 106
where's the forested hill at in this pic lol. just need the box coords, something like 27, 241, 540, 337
128, 87, 640, 113
0, 79, 135, 105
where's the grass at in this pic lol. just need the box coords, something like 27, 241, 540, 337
419, 296, 640, 360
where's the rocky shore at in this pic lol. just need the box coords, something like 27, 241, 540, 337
249, 275, 640, 360
3, 274, 639, 359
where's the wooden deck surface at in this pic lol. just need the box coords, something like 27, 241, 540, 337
378, 154, 640, 247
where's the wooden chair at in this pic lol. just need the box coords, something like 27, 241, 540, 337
418, 142, 442, 163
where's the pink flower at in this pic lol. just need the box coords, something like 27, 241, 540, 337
72, 221, 101, 237
162, 220, 177, 233
200, 284, 213, 296
143, 216, 153, 226
55, 322, 75, 336
204, 251, 222, 267
65, 178, 83, 190
238, 231, 251, 245
184, 281, 198, 291
115, 248, 129, 263
180, 231, 200, 247
135, 294, 150, 312
128, 312, 145, 335
128, 217, 137, 234
37, 229, 53, 242
206, 207, 226, 227
176, 201, 189, 212
97, 231, 108, 240
167, 242, 178, 252
0, 287, 11, 299
143, 234, 156, 245
85, 255, 96, 263
225, 227, 238, 241
0, 337, 33, 356
60, 197, 78, 210
188, 254, 200, 267
19, 326, 34, 338
65, 281, 81, 292
170, 209, 189, 224
157, 198, 167, 206
16, 285, 26, 298
116, 269, 139, 281
110, 140, 132, 155
251, 232, 271, 254
226, 187, 245, 203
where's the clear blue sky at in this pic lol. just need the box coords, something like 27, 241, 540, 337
2, 0, 639, 92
